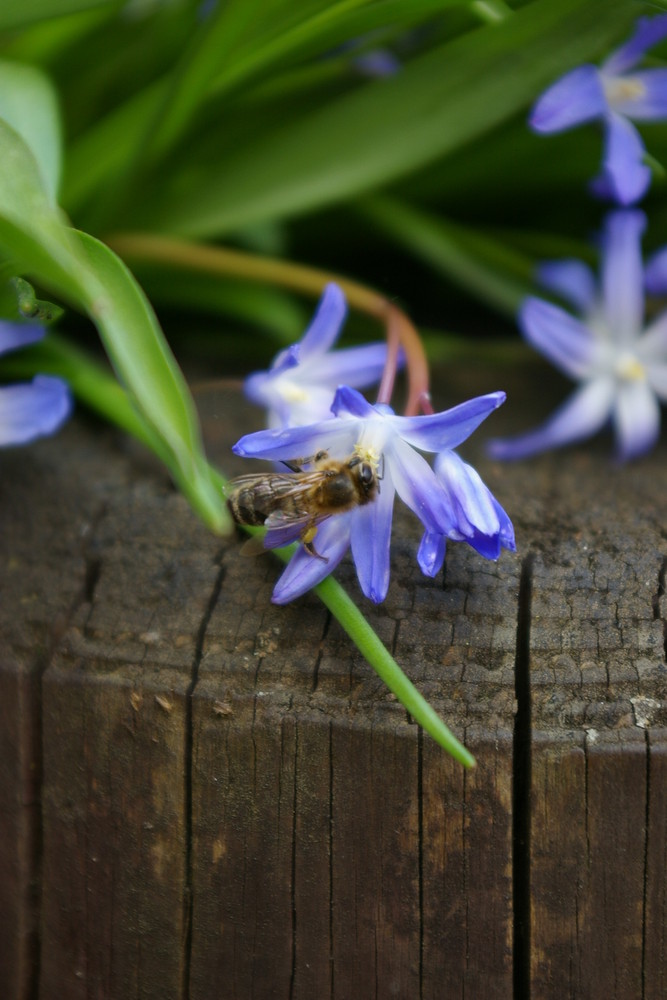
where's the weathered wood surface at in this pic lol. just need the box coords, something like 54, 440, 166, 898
0, 362, 665, 999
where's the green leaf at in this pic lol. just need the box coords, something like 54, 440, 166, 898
72, 230, 223, 514
359, 195, 533, 317
0, 60, 62, 203
0, 116, 227, 532
140, 0, 634, 237
0, 0, 118, 31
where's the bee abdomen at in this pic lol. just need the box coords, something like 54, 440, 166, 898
227, 489, 267, 526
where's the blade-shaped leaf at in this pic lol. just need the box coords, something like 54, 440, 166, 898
0, 117, 227, 531
0, 0, 118, 31
0, 60, 62, 204
140, 0, 633, 237
359, 196, 533, 317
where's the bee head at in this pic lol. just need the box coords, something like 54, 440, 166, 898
348, 454, 380, 498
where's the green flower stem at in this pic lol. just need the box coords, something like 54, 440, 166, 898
240, 527, 475, 768
313, 575, 475, 768
106, 231, 431, 415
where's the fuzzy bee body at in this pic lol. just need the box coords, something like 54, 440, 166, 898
225, 452, 380, 557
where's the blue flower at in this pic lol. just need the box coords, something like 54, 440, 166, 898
418, 451, 515, 577
244, 283, 389, 428
233, 385, 508, 603
488, 210, 667, 463
529, 15, 667, 205
0, 320, 71, 446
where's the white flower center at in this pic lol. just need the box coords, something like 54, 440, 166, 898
603, 74, 646, 107
353, 442, 381, 470
614, 351, 645, 381
278, 379, 309, 403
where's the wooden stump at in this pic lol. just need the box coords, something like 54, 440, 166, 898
0, 362, 665, 999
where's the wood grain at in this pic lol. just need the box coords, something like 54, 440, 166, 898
0, 364, 665, 998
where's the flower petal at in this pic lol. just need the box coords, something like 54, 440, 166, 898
434, 451, 515, 558
0, 320, 44, 356
395, 392, 506, 453
603, 15, 667, 76
638, 310, 667, 360
0, 375, 72, 446
350, 473, 395, 602
591, 114, 651, 206
418, 531, 446, 578
613, 379, 660, 460
529, 65, 606, 133
518, 297, 599, 378
233, 417, 357, 462
267, 344, 300, 378
536, 260, 597, 314
487, 378, 616, 460
610, 68, 667, 121
271, 515, 352, 604
299, 283, 347, 359
306, 342, 389, 389
644, 246, 667, 294
389, 437, 453, 533
645, 363, 667, 400
600, 209, 645, 344
331, 384, 378, 419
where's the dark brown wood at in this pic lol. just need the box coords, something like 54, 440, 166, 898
0, 438, 93, 1000
0, 363, 665, 998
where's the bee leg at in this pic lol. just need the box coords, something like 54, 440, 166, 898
282, 450, 329, 473
301, 524, 329, 562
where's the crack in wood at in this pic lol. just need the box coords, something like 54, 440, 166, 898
23, 502, 112, 1000
328, 721, 335, 999
312, 609, 332, 694
641, 728, 651, 1000
182, 553, 226, 1000
652, 556, 667, 663
289, 724, 299, 1000
513, 553, 534, 1000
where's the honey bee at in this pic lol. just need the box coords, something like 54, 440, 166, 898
225, 449, 380, 559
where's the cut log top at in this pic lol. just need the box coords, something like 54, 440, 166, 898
1, 359, 665, 999
3, 361, 664, 736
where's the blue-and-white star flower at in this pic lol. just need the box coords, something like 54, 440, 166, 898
244, 282, 390, 428
0, 320, 71, 446
489, 210, 667, 463
233, 386, 508, 603
529, 14, 667, 205
418, 451, 515, 577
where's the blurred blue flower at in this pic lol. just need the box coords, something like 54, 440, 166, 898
0, 321, 71, 446
489, 210, 667, 463
529, 15, 667, 205
233, 385, 507, 603
244, 283, 389, 428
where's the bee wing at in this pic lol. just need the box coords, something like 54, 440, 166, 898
224, 470, 322, 520
261, 509, 332, 549
224, 471, 322, 504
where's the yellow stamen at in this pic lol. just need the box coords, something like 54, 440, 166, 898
615, 353, 645, 381
604, 75, 646, 106
280, 382, 309, 403
353, 443, 381, 469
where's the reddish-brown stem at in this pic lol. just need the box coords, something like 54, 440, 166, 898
105, 233, 431, 416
